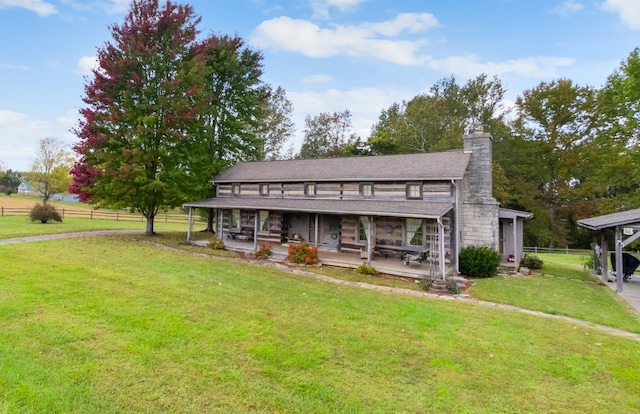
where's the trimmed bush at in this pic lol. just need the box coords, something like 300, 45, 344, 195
459, 245, 501, 278
520, 253, 543, 269
29, 203, 62, 224
287, 244, 318, 265
255, 243, 272, 258
207, 237, 225, 250
354, 263, 378, 275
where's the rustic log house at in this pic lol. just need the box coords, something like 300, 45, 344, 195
184, 131, 529, 279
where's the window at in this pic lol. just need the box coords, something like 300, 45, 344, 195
232, 183, 240, 196
357, 216, 370, 243
304, 182, 316, 196
360, 183, 373, 197
259, 211, 269, 233
259, 183, 269, 196
406, 183, 422, 199
231, 209, 240, 229
405, 218, 424, 246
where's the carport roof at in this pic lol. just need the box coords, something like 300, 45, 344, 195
576, 208, 640, 231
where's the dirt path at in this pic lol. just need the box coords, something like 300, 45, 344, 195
2, 230, 639, 342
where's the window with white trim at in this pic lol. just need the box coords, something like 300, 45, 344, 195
258, 211, 269, 233
405, 218, 424, 246
357, 216, 369, 243
231, 209, 240, 229
406, 183, 422, 199
360, 183, 373, 197
259, 183, 269, 196
232, 183, 240, 196
305, 182, 316, 196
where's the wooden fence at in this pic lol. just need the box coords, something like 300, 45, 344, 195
0, 206, 204, 225
523, 246, 590, 255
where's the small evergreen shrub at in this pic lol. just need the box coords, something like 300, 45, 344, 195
446, 279, 461, 294
520, 253, 543, 269
255, 243, 272, 258
207, 237, 225, 250
417, 278, 431, 291
354, 263, 378, 275
459, 245, 501, 278
29, 203, 62, 223
287, 244, 318, 265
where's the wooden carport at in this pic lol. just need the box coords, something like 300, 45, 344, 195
577, 208, 640, 293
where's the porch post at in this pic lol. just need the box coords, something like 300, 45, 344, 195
366, 216, 372, 266
218, 209, 224, 241
186, 207, 193, 244
314, 214, 319, 247
615, 226, 624, 293
601, 233, 608, 283
254, 210, 259, 251
512, 217, 518, 264
438, 217, 445, 280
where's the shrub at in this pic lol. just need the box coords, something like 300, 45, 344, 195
446, 279, 461, 294
354, 263, 378, 275
287, 243, 318, 265
255, 243, 272, 258
5, 188, 14, 196
29, 203, 62, 223
459, 245, 501, 278
207, 237, 225, 250
520, 253, 543, 269
417, 278, 431, 291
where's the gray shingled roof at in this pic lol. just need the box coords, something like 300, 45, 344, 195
184, 197, 454, 219
577, 208, 640, 231
213, 150, 470, 183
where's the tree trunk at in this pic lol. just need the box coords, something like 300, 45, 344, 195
145, 215, 155, 235
205, 209, 215, 233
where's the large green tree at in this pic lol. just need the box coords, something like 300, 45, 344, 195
256, 85, 295, 161
27, 137, 73, 205
194, 34, 268, 231
580, 47, 640, 215
369, 74, 507, 154
511, 79, 597, 247
299, 109, 358, 159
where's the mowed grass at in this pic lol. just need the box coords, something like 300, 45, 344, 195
469, 253, 640, 333
1, 237, 640, 413
0, 215, 188, 239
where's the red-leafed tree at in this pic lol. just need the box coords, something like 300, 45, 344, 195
71, 0, 208, 235
71, 0, 274, 235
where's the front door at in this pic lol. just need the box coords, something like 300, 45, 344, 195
321, 215, 340, 250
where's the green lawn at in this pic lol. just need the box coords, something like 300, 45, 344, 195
1, 237, 639, 413
0, 216, 188, 239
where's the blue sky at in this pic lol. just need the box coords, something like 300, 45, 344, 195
1, 0, 639, 171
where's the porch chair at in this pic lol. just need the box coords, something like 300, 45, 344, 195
404, 250, 429, 265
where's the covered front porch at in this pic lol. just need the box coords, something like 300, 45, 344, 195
216, 238, 439, 279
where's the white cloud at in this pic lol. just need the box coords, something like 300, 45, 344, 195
428, 54, 575, 78
252, 13, 438, 65
302, 74, 334, 84
75, 55, 97, 76
0, 0, 56, 16
104, 0, 131, 14
551, 1, 584, 15
0, 62, 30, 71
309, 0, 365, 19
0, 109, 77, 171
287, 85, 414, 147
602, 0, 640, 29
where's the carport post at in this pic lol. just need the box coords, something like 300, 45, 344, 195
600, 233, 608, 284
615, 226, 624, 293
187, 207, 193, 244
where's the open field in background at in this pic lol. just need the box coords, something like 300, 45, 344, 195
1, 236, 639, 413
0, 195, 207, 239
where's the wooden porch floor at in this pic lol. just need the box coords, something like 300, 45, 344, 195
218, 239, 442, 279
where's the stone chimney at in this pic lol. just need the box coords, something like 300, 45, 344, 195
460, 131, 499, 250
